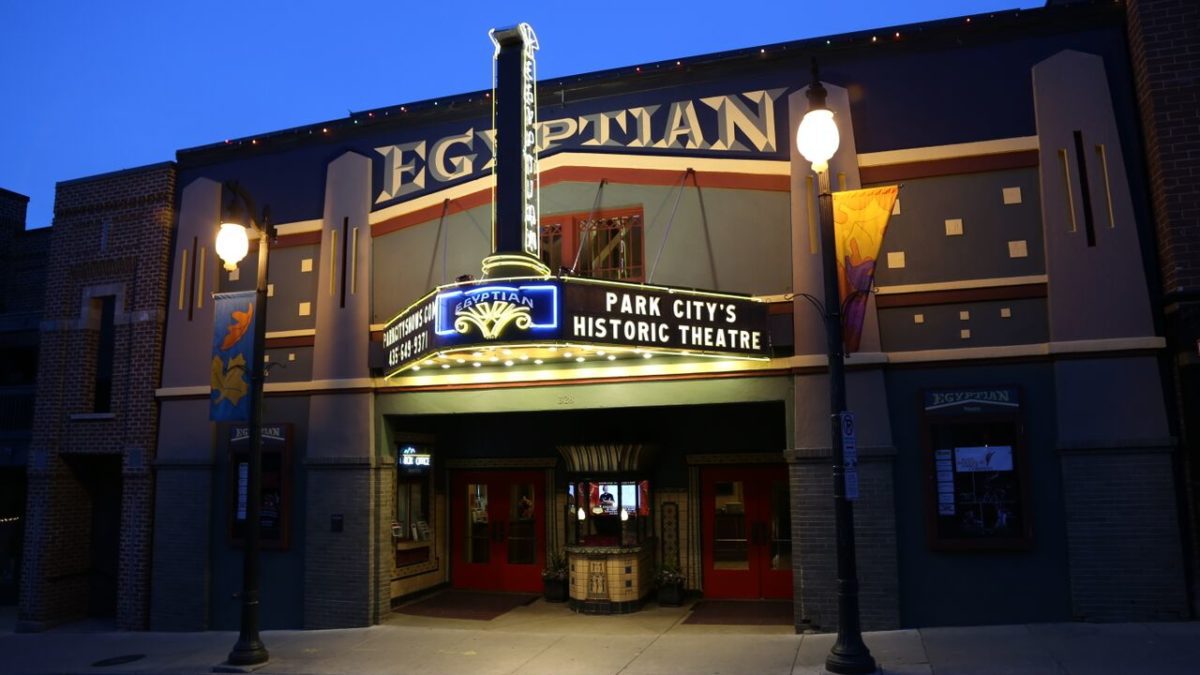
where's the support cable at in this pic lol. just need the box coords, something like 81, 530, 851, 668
570, 179, 607, 273
648, 169, 694, 283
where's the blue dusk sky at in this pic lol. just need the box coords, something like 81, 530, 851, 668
0, 1, 1042, 231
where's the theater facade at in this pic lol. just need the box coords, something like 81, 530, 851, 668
146, 2, 1190, 632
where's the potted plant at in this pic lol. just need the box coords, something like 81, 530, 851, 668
655, 562, 686, 606
542, 551, 568, 603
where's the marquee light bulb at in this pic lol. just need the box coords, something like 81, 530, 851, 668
577, 507, 586, 520
620, 509, 629, 521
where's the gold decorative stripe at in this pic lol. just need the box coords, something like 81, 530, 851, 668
196, 247, 206, 308
876, 275, 1048, 295
1095, 144, 1115, 229
178, 248, 188, 310
1059, 148, 1077, 232
857, 136, 1039, 166
351, 227, 359, 294
329, 229, 337, 296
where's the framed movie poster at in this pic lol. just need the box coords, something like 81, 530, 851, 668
229, 423, 292, 550
921, 388, 1032, 550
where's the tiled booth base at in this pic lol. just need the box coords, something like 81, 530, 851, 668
566, 545, 652, 614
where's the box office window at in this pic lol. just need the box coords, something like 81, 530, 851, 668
922, 388, 1033, 550
393, 444, 433, 568
540, 207, 644, 281
567, 479, 651, 547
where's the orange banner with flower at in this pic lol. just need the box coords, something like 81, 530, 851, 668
832, 186, 899, 352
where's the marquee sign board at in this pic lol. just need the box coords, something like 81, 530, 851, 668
382, 277, 770, 377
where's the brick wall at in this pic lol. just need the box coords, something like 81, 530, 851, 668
1127, 0, 1200, 616
788, 447, 899, 632
149, 465, 212, 630
1061, 447, 1188, 620
19, 163, 176, 631
0, 188, 52, 316
303, 462, 377, 628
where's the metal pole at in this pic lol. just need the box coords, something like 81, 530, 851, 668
228, 214, 270, 667
817, 167, 875, 675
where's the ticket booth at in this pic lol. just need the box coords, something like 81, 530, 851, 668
560, 444, 655, 614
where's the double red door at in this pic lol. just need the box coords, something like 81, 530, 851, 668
451, 470, 544, 593
701, 466, 792, 599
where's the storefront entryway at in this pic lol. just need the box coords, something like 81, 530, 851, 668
450, 470, 544, 593
701, 465, 791, 599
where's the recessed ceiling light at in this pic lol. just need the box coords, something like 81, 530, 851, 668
456, 359, 465, 364
534, 359, 544, 365
504, 360, 514, 366
473, 362, 482, 368
643, 353, 652, 359
441, 364, 450, 369
412, 366, 421, 371
563, 352, 573, 358
490, 357, 499, 362
607, 355, 616, 361
520, 355, 529, 361
575, 356, 585, 363
472, 352, 483, 358
597, 351, 606, 356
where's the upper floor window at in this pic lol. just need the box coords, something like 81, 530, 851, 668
540, 207, 644, 282
93, 295, 116, 413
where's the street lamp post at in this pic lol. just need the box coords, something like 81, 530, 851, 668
214, 182, 273, 667
796, 62, 877, 675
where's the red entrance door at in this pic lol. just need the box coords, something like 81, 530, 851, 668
701, 466, 792, 599
451, 470, 544, 593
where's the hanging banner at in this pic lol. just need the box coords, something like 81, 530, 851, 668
210, 290, 256, 421
832, 185, 899, 352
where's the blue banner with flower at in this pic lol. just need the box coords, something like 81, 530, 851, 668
210, 290, 256, 421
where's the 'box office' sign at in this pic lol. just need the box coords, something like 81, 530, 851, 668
382, 277, 770, 377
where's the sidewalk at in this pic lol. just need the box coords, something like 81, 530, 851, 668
2, 601, 1198, 674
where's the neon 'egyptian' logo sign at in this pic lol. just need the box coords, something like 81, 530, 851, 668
435, 284, 558, 339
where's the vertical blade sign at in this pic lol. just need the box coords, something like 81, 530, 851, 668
485, 23, 548, 278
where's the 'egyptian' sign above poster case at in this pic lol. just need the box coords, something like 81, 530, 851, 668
382, 276, 770, 377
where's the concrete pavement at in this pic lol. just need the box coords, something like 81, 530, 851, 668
2, 600, 1198, 674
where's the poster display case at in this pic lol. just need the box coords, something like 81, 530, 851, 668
922, 388, 1033, 550
229, 424, 292, 550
